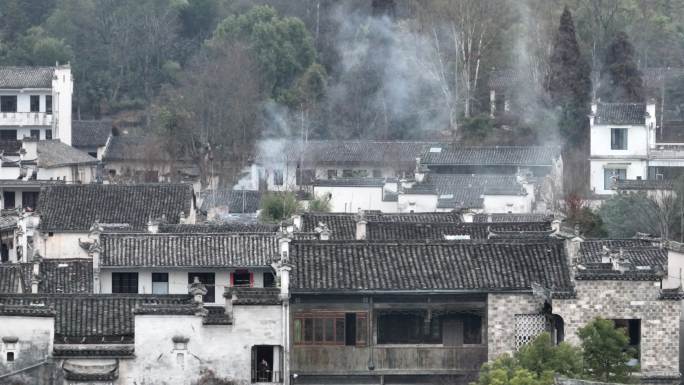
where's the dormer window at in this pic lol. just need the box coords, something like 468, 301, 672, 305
611, 128, 627, 150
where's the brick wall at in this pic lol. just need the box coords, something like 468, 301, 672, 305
553, 280, 680, 380
487, 293, 542, 360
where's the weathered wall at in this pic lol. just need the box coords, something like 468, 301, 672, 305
553, 280, 680, 378
125, 305, 284, 385
482, 194, 532, 214
487, 293, 542, 361
0, 315, 54, 381
35, 232, 90, 259
314, 185, 397, 213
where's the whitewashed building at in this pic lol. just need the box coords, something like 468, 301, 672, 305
0, 66, 72, 145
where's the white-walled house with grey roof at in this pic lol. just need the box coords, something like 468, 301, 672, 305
0, 65, 72, 145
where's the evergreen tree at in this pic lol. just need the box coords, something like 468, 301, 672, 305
547, 6, 591, 194
578, 318, 636, 382
598, 31, 645, 102
547, 6, 591, 149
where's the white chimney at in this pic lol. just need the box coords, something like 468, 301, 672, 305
355, 211, 367, 240
147, 219, 159, 234
646, 99, 657, 148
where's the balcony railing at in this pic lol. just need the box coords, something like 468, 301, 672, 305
292, 345, 488, 374
0, 112, 53, 126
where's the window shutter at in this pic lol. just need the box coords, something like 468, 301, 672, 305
249, 272, 254, 287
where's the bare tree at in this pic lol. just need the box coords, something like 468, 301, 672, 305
154, 42, 261, 188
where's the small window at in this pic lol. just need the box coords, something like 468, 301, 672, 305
45, 95, 52, 114
3, 191, 15, 209
342, 169, 353, 178
273, 169, 283, 186
30, 130, 40, 140
152, 272, 169, 294
263, 272, 276, 288
45, 129, 52, 140
0, 96, 17, 112
30, 95, 40, 112
22, 191, 39, 210
372, 169, 382, 178
6, 352, 14, 362
611, 128, 628, 150
112, 272, 138, 293
0, 130, 16, 141
604, 168, 626, 190
327, 169, 337, 179
232, 270, 251, 287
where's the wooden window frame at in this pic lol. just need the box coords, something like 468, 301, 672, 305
293, 312, 367, 346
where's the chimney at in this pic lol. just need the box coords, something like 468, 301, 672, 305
188, 276, 207, 304
31, 250, 41, 294
292, 214, 302, 231
646, 99, 657, 147
179, 211, 186, 224
355, 210, 367, 240
147, 218, 159, 234
589, 102, 597, 127
223, 286, 236, 318
21, 139, 38, 161
414, 159, 429, 183
277, 235, 293, 300
88, 221, 103, 294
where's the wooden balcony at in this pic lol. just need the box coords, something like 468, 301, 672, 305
292, 345, 487, 374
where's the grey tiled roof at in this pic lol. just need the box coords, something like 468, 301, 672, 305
0, 294, 190, 341
299, 212, 462, 240
159, 223, 278, 233
37, 140, 98, 168
200, 190, 261, 213
366, 221, 551, 240
0, 265, 27, 293
0, 67, 54, 88
72, 120, 112, 148
314, 178, 386, 187
595, 103, 647, 125
258, 139, 441, 167
473, 213, 552, 223
420, 146, 559, 167
34, 259, 93, 294
579, 239, 656, 261
102, 135, 169, 162
100, 233, 278, 267
38, 183, 193, 231
613, 179, 674, 190
429, 174, 525, 209
231, 287, 281, 305
290, 240, 572, 292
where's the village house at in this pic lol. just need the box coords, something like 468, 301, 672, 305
199, 189, 263, 222
71, 119, 112, 158
0, 227, 293, 384
0, 65, 72, 145
21, 183, 196, 260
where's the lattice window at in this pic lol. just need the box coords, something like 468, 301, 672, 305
514, 314, 547, 349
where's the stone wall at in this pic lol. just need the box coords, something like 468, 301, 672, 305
487, 293, 543, 360
553, 280, 680, 380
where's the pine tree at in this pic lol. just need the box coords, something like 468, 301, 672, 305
547, 6, 591, 149
547, 6, 591, 194
598, 31, 645, 102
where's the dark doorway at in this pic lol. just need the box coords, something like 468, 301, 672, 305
252, 345, 275, 383
188, 272, 215, 302
345, 313, 357, 346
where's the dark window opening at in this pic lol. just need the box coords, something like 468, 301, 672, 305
273, 169, 283, 186
0, 130, 16, 141
342, 169, 353, 178
45, 129, 52, 140
251, 345, 282, 383
372, 169, 382, 178
294, 312, 367, 346
463, 314, 482, 344
188, 273, 215, 302
6, 352, 14, 362
22, 191, 39, 210
30, 130, 40, 140
1, 244, 8, 263
3, 191, 15, 209
30, 95, 40, 112
152, 272, 169, 294
345, 313, 357, 346
327, 169, 337, 179
1, 96, 17, 112
45, 95, 52, 114
88, 151, 97, 158
612, 319, 641, 362
263, 272, 276, 288
295, 168, 315, 186
232, 269, 251, 287
611, 128, 628, 150
112, 272, 138, 293
352, 169, 368, 177
378, 313, 434, 344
